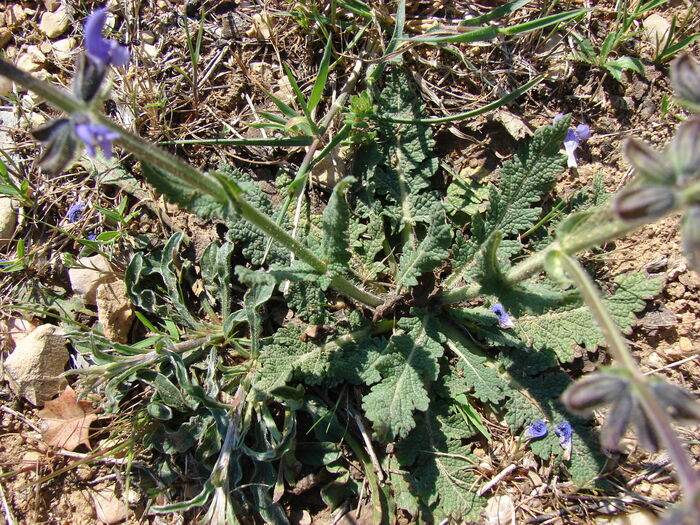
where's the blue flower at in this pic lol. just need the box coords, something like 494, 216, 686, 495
554, 421, 573, 460
88, 233, 97, 241
491, 303, 515, 329
563, 124, 591, 168
74, 121, 119, 159
84, 8, 129, 69
66, 201, 85, 222
524, 419, 548, 439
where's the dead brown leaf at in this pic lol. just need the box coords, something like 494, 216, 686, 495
91, 486, 128, 524
38, 386, 100, 451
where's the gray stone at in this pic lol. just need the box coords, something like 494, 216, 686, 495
4, 324, 68, 405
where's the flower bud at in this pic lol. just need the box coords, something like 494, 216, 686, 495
614, 184, 677, 223
652, 380, 700, 422
632, 404, 660, 453
671, 54, 700, 111
31, 118, 79, 175
682, 205, 700, 273
669, 117, 700, 184
600, 392, 633, 451
623, 138, 675, 184
561, 373, 627, 414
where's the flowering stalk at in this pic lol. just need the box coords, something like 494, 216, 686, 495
559, 252, 700, 498
0, 58, 382, 308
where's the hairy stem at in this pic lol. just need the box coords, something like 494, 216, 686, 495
0, 58, 383, 308
440, 178, 700, 305
560, 253, 700, 497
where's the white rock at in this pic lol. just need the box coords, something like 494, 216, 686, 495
68, 255, 114, 305
16, 46, 46, 73
484, 494, 515, 525
142, 43, 159, 59
4, 324, 68, 405
0, 28, 13, 48
0, 197, 17, 244
52, 37, 76, 61
43, 0, 62, 12
643, 14, 671, 50
311, 148, 346, 188
97, 280, 134, 343
39, 6, 72, 39
5, 5, 27, 27
141, 30, 156, 45
1, 317, 39, 349
0, 76, 12, 97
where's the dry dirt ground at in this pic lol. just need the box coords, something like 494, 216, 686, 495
0, 0, 699, 523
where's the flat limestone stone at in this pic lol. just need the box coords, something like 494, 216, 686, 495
4, 324, 68, 405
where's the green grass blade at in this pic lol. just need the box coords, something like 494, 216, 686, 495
378, 74, 544, 124
408, 25, 497, 44
461, 0, 531, 26
337, 0, 371, 18
307, 36, 333, 113
658, 33, 700, 63
259, 84, 299, 120
258, 111, 289, 125
499, 8, 590, 36
158, 137, 313, 147
282, 63, 311, 116
369, 0, 405, 81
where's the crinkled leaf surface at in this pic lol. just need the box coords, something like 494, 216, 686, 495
512, 272, 664, 361
362, 315, 445, 441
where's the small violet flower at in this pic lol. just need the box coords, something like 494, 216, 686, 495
74, 121, 119, 159
553, 115, 591, 168
563, 124, 591, 169
84, 8, 129, 68
554, 421, 573, 460
66, 201, 85, 222
88, 233, 97, 241
491, 303, 515, 329
524, 419, 548, 440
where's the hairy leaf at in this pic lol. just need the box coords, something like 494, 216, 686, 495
395, 222, 452, 290
395, 404, 484, 521
322, 176, 356, 275
362, 315, 445, 440
512, 272, 664, 361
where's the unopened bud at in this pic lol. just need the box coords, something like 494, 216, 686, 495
669, 117, 700, 184
31, 118, 79, 175
652, 380, 700, 422
682, 205, 700, 273
615, 184, 677, 222
561, 373, 627, 414
600, 392, 633, 451
623, 138, 675, 184
671, 54, 700, 111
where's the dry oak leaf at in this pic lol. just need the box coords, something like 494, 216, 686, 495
38, 386, 100, 451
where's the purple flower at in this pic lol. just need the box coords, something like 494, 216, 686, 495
84, 8, 129, 68
88, 233, 97, 241
563, 124, 591, 168
66, 201, 85, 222
524, 419, 548, 439
74, 121, 119, 159
491, 303, 515, 329
554, 421, 573, 460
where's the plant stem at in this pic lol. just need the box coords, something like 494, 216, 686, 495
0, 58, 383, 308
440, 176, 700, 304
560, 253, 700, 497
